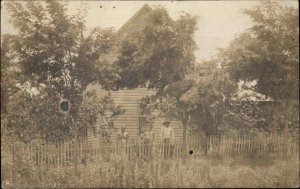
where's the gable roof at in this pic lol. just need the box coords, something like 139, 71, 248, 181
101, 4, 153, 64
114, 4, 153, 41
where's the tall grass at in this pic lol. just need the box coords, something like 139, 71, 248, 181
2, 154, 299, 188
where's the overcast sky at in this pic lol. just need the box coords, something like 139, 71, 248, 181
1, 1, 298, 62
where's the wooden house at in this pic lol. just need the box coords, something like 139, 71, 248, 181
85, 4, 184, 148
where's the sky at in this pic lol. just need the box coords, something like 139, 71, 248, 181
1, 0, 298, 62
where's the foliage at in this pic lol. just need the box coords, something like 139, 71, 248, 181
79, 87, 125, 143
180, 59, 291, 134
216, 1, 299, 133
1, 34, 20, 114
114, 7, 198, 91
3, 84, 124, 143
188, 61, 297, 134
219, 1, 299, 102
178, 61, 238, 134
3, 1, 123, 142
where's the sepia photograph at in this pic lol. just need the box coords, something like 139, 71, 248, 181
1, 0, 299, 188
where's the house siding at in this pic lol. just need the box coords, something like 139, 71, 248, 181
86, 86, 183, 148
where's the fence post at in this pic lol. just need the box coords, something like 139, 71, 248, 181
10, 142, 15, 187
43, 140, 46, 166
237, 134, 240, 156
61, 140, 64, 166
39, 140, 42, 166
45, 141, 48, 168
48, 142, 51, 166
37, 142, 39, 166
205, 135, 208, 156
220, 134, 223, 157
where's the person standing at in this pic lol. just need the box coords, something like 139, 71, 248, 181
117, 126, 129, 160
142, 124, 155, 159
160, 119, 175, 159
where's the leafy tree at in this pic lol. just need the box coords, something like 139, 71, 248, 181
114, 7, 198, 162
182, 61, 239, 134
2, 0, 126, 176
1, 34, 23, 114
3, 1, 123, 143
220, 1, 298, 100
188, 61, 292, 135
218, 1, 299, 132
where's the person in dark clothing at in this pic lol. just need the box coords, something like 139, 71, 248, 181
142, 124, 154, 159
117, 126, 129, 160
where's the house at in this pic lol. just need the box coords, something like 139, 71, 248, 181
85, 4, 184, 148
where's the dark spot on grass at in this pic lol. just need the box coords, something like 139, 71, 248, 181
60, 100, 69, 112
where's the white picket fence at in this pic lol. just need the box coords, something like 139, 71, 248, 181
12, 133, 299, 166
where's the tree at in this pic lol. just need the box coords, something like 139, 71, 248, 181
218, 1, 299, 132
220, 1, 298, 100
3, 0, 125, 176
181, 60, 240, 134
3, 0, 124, 142
114, 7, 198, 163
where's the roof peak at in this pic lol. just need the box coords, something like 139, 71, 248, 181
115, 3, 153, 38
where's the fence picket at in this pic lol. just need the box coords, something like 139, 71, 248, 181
37, 142, 40, 166
42, 141, 44, 165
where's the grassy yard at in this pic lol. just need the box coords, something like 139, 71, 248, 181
2, 154, 299, 188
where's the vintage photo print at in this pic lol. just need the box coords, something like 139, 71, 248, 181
1, 0, 299, 188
